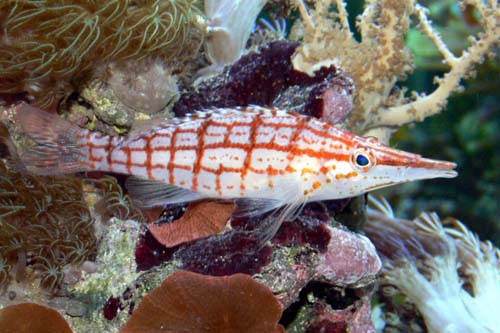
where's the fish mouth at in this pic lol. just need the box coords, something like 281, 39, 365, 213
416, 157, 456, 170
374, 149, 458, 179
416, 157, 457, 178
441, 170, 458, 178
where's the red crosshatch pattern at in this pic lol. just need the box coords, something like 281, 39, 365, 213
79, 107, 358, 198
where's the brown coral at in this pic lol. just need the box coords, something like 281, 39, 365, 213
0, 0, 203, 108
0, 303, 73, 333
121, 271, 285, 333
147, 200, 234, 247
0, 158, 96, 292
92, 175, 144, 222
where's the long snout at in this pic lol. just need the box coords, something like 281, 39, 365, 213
374, 147, 457, 179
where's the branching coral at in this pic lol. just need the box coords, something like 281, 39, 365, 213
291, 0, 500, 140
364, 195, 500, 333
0, 0, 203, 108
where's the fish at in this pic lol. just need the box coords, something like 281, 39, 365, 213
12, 103, 457, 238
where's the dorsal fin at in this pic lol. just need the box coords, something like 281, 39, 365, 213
130, 106, 292, 138
188, 105, 284, 119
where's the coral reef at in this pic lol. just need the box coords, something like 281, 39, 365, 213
0, 0, 203, 108
0, 302, 73, 333
79, 80, 136, 130
69, 218, 142, 332
122, 271, 285, 333
0, 0, 498, 332
365, 195, 500, 333
130, 201, 380, 331
301, 296, 374, 333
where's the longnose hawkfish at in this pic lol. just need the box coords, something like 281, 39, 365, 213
13, 103, 457, 237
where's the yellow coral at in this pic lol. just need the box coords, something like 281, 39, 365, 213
291, 0, 500, 141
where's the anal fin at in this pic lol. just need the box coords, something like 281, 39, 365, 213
233, 198, 286, 218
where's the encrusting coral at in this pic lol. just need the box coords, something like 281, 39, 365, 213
365, 195, 500, 333
121, 270, 285, 333
0, 302, 73, 333
147, 200, 234, 247
0, 0, 204, 108
70, 218, 142, 331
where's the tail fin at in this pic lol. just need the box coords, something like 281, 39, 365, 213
13, 103, 95, 175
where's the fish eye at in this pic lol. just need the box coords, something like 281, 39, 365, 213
356, 154, 370, 166
352, 149, 375, 170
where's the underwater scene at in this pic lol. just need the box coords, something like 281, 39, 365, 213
0, 0, 499, 332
